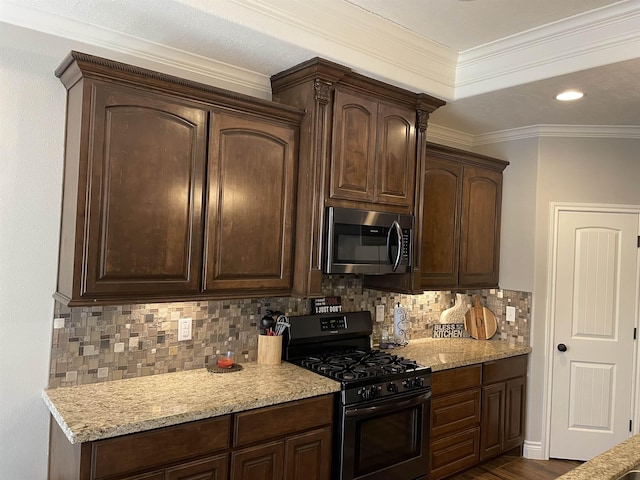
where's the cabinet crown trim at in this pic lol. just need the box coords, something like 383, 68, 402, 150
56, 51, 305, 123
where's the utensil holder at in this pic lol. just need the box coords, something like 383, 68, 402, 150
257, 334, 282, 365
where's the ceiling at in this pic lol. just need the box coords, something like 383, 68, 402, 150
3, 0, 640, 143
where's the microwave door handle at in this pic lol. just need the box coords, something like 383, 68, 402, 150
390, 220, 403, 272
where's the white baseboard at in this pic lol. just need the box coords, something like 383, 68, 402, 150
523, 440, 545, 460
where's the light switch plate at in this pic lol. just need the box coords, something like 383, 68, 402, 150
506, 306, 516, 323
178, 317, 192, 341
376, 304, 385, 323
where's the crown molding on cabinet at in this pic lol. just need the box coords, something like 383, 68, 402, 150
456, 1, 640, 99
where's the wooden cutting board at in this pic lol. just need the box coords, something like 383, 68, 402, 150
464, 295, 497, 340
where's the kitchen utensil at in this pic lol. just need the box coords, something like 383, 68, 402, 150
274, 315, 290, 336
260, 315, 275, 335
464, 295, 497, 340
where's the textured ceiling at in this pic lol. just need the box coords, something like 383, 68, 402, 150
347, 0, 621, 51
3, 0, 640, 139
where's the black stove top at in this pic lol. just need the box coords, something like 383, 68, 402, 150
283, 311, 431, 405
299, 348, 423, 383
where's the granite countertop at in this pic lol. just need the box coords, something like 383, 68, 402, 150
386, 337, 532, 371
556, 434, 640, 480
43, 362, 341, 444
43, 338, 531, 446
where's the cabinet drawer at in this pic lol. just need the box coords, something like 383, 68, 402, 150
483, 355, 528, 384
233, 396, 333, 448
431, 388, 481, 438
430, 427, 480, 480
432, 364, 481, 396
91, 416, 231, 479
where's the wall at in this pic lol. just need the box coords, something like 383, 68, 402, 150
478, 135, 640, 458
0, 33, 66, 480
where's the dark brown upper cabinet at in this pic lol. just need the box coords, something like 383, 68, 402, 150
203, 110, 297, 295
329, 88, 416, 209
420, 143, 509, 290
271, 58, 445, 297
55, 52, 303, 306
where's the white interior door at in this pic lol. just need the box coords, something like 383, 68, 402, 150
549, 209, 639, 460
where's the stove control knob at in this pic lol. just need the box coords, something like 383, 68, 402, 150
402, 378, 414, 390
358, 387, 380, 400
358, 387, 370, 400
387, 382, 398, 393
414, 376, 424, 388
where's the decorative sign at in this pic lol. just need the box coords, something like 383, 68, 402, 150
311, 296, 342, 314
432, 323, 470, 338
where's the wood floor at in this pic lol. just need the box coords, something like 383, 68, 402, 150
448, 456, 583, 480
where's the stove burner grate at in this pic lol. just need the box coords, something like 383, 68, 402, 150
299, 349, 421, 382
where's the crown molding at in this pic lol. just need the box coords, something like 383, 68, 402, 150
0, 0, 458, 100
456, 1, 640, 99
426, 124, 475, 148
0, 0, 273, 99
222, 0, 457, 99
474, 125, 640, 145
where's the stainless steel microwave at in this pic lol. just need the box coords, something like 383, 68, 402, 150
324, 207, 413, 275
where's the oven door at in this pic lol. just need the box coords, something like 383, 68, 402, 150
337, 389, 431, 480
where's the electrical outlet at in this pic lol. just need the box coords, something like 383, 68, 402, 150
506, 306, 516, 323
178, 317, 192, 341
376, 304, 385, 323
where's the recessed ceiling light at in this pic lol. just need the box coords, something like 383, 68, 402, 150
555, 90, 584, 101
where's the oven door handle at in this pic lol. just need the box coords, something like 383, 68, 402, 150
386, 220, 403, 272
345, 391, 430, 418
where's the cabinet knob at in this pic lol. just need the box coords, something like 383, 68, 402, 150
557, 343, 567, 352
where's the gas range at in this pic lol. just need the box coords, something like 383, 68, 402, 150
283, 311, 431, 406
282, 310, 432, 480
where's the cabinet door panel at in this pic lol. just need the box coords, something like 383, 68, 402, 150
84, 83, 207, 298
166, 454, 229, 480
119, 471, 165, 480
429, 427, 479, 480
420, 158, 463, 288
375, 103, 416, 212
92, 416, 230, 479
330, 89, 377, 202
205, 111, 296, 294
231, 441, 284, 480
431, 388, 481, 438
480, 383, 505, 461
284, 428, 332, 480
503, 376, 526, 452
459, 166, 502, 287
375, 102, 416, 209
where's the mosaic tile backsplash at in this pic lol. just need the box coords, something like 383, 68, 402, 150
49, 276, 531, 387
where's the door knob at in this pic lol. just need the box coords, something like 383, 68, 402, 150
557, 343, 567, 352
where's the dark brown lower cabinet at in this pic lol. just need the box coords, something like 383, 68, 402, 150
284, 429, 332, 480
429, 355, 528, 480
231, 441, 284, 480
230, 428, 331, 480
48, 395, 332, 480
429, 364, 482, 480
480, 356, 527, 461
